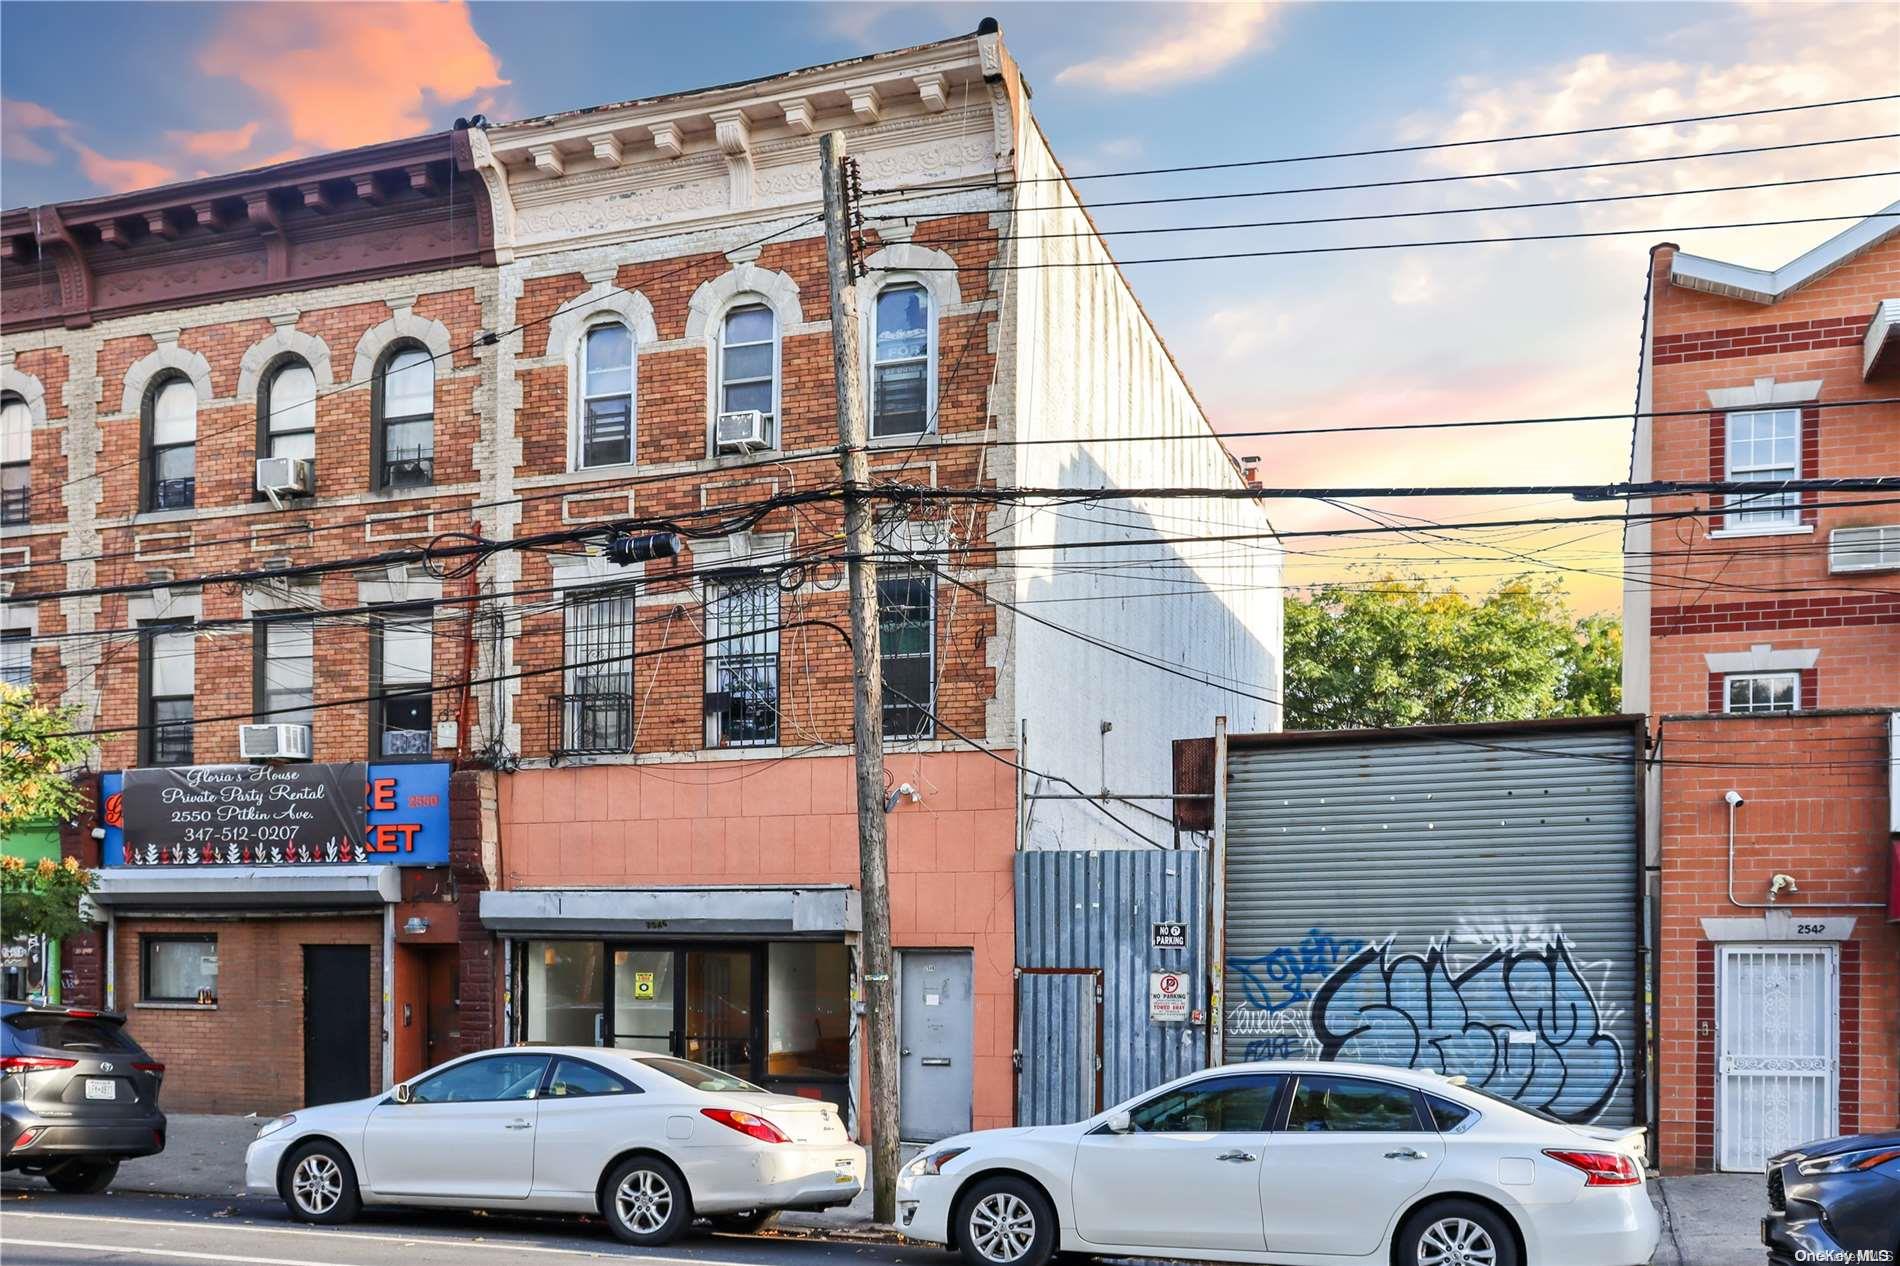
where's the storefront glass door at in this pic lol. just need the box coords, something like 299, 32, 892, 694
685, 950, 755, 1074
610, 949, 675, 1054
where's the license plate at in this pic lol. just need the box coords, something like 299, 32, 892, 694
85, 1078, 116, 1101
835, 1160, 857, 1184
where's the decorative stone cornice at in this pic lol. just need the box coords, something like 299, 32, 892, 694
914, 73, 948, 113
711, 110, 752, 159
651, 121, 686, 161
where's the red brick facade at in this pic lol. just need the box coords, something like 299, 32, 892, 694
1640, 227, 1900, 1172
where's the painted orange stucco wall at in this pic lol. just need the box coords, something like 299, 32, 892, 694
497, 750, 1019, 1134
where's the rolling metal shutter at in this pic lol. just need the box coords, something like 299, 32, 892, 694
1221, 724, 1643, 1126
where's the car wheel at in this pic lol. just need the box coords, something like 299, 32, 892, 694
281, 1141, 361, 1225
1397, 1199, 1519, 1266
603, 1155, 691, 1246
957, 1176, 1056, 1266
709, 1210, 780, 1234
45, 1160, 118, 1194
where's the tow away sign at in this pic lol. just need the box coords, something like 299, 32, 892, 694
1149, 971, 1190, 1022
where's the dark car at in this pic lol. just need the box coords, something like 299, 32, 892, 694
1762, 1130, 1900, 1265
1, 1002, 167, 1192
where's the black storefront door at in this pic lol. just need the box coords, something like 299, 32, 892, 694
607, 946, 762, 1078
304, 945, 372, 1106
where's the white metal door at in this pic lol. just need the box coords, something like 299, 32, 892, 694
1717, 944, 1837, 1172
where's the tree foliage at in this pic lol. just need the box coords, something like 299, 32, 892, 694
0, 684, 95, 836
1283, 577, 1622, 731
1, 854, 96, 943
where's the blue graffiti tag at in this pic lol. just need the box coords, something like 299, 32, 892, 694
1309, 939, 1623, 1123
1241, 1036, 1303, 1061
1230, 929, 1367, 1013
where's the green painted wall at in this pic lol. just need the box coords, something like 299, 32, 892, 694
2, 819, 64, 1003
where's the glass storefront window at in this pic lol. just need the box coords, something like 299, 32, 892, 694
767, 942, 850, 1079
526, 941, 601, 1046
686, 950, 753, 1074
611, 948, 675, 1053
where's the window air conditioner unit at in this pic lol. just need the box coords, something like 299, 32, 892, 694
715, 410, 770, 454
1829, 525, 1900, 573
255, 457, 313, 496
238, 723, 312, 761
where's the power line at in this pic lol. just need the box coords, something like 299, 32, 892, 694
881, 213, 1900, 271
864, 94, 1900, 193
912, 170, 1900, 245
863, 133, 1900, 217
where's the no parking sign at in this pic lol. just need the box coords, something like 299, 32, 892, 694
1149, 971, 1190, 1022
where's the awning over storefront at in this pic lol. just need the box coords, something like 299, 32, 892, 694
89, 864, 402, 909
480, 885, 861, 937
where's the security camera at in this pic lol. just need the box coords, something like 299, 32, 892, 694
1723, 790, 1745, 807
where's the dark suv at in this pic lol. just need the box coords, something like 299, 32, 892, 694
1, 1003, 167, 1192
1763, 1130, 1900, 1264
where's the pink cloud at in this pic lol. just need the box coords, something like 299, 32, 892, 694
68, 142, 177, 194
199, 1, 507, 152
163, 121, 260, 160
3, 98, 75, 165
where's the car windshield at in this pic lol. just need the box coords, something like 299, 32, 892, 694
640, 1057, 763, 1093
1442, 1079, 1568, 1126
4, 1013, 138, 1053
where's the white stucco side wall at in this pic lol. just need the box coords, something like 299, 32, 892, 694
1005, 121, 1281, 852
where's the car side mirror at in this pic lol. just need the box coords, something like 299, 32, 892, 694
393, 1083, 413, 1105
1106, 1111, 1132, 1134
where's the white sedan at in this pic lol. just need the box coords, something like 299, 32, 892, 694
245, 1047, 863, 1244
896, 1059, 1659, 1266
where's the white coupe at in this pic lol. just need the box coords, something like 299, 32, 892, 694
244, 1047, 863, 1244
896, 1060, 1660, 1266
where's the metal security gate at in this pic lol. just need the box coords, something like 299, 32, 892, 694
1016, 850, 1206, 1125
1718, 945, 1838, 1172
1219, 720, 1645, 1127
1015, 969, 1100, 1125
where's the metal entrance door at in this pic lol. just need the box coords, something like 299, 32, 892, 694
1718, 944, 1838, 1171
898, 950, 973, 1142
304, 945, 372, 1107
1015, 968, 1101, 1125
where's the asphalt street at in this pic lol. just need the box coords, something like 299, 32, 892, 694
0, 1188, 945, 1266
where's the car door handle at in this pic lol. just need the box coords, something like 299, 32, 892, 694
1215, 1150, 1257, 1163
505, 1119, 532, 1130
1384, 1148, 1427, 1160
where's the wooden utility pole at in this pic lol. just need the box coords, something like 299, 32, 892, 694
820, 129, 899, 1224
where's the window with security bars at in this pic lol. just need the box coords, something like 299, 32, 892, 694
579, 323, 634, 468
373, 609, 433, 759
1726, 672, 1799, 714
705, 580, 779, 748
255, 616, 315, 731
1724, 409, 1801, 528
878, 573, 934, 739
561, 586, 635, 754
141, 621, 194, 766
1, 629, 30, 692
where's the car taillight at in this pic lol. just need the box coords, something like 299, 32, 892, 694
0, 1056, 78, 1075
701, 1108, 790, 1144
1544, 1148, 1641, 1186
133, 1061, 165, 1076
11, 1128, 40, 1148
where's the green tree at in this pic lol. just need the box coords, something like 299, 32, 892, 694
1, 684, 95, 834
1, 854, 96, 942
1283, 577, 1622, 731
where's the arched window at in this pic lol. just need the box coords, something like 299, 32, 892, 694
259, 359, 318, 495
717, 303, 776, 448
578, 322, 634, 468
145, 378, 197, 511
376, 345, 434, 489
0, 394, 29, 525
871, 283, 932, 438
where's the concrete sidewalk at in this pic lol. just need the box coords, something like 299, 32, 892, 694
110, 1114, 887, 1234
1651, 1172, 1768, 1266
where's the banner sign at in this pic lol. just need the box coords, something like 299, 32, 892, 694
102, 763, 450, 868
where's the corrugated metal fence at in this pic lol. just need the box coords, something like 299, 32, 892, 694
1221, 722, 1644, 1126
1015, 849, 1207, 1125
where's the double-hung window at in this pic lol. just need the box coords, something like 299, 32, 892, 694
718, 305, 775, 447
871, 284, 931, 438
261, 359, 317, 485
579, 323, 634, 468
141, 621, 194, 766
1, 628, 30, 692
377, 347, 434, 489
1725, 671, 1799, 714
0, 395, 29, 525
878, 573, 934, 739
705, 580, 779, 747
561, 586, 635, 754
1724, 409, 1801, 529
255, 616, 315, 731
146, 379, 197, 511
372, 609, 433, 758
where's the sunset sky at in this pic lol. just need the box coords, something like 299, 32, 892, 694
6, 1, 1896, 612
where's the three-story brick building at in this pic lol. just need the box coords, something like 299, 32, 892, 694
1626, 204, 1900, 1172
